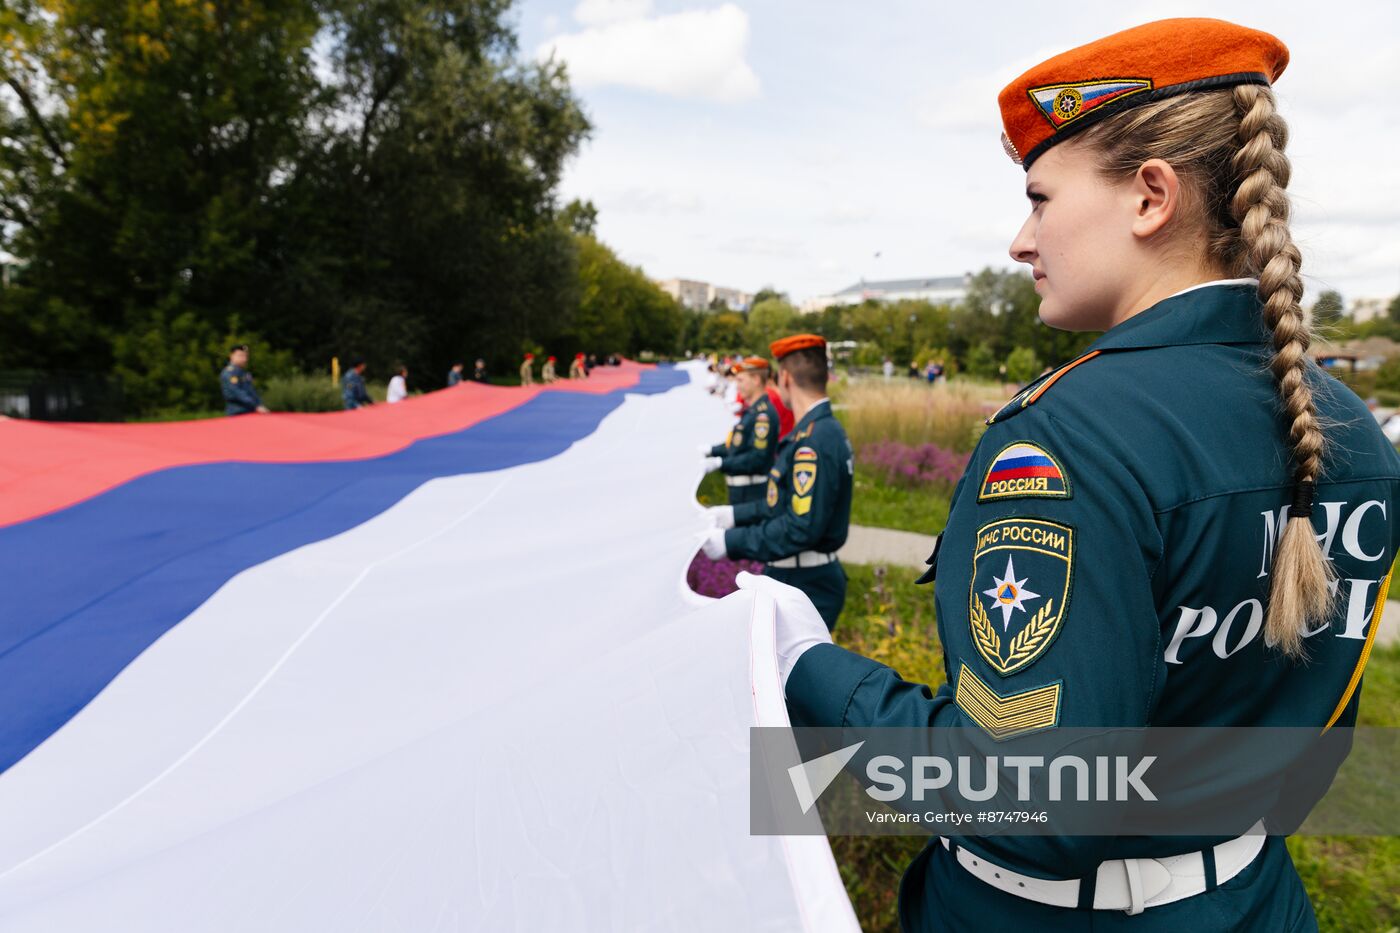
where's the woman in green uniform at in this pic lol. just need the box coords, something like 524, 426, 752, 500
753, 17, 1400, 931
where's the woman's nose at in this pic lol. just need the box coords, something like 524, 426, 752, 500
1009, 214, 1037, 264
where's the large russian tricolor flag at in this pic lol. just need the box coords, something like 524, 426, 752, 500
0, 362, 856, 931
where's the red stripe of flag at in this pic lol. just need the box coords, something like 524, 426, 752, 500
987, 465, 1061, 482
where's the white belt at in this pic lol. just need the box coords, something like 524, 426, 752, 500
725, 474, 767, 487
768, 551, 837, 568
941, 820, 1267, 915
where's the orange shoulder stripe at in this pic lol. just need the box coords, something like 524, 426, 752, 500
1025, 350, 1101, 407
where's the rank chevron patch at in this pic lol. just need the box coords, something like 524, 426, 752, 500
1028, 77, 1153, 130
979, 442, 1070, 501
954, 664, 1061, 740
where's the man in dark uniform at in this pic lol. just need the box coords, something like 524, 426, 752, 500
342, 358, 373, 410
701, 357, 779, 506
447, 362, 464, 386
702, 334, 853, 630
471, 359, 488, 382
219, 344, 268, 416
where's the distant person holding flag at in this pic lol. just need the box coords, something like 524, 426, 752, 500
700, 357, 779, 507
569, 353, 587, 379
702, 334, 853, 629
219, 344, 269, 416
341, 358, 373, 410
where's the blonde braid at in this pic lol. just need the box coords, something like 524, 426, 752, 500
1229, 83, 1334, 657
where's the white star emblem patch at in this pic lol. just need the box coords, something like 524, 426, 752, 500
981, 555, 1041, 631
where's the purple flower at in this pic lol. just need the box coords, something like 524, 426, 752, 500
687, 552, 765, 598
859, 439, 969, 490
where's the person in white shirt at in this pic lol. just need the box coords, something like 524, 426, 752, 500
386, 364, 409, 404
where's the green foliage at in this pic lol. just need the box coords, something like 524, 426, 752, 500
964, 342, 997, 379
575, 235, 684, 357
110, 308, 291, 415
1376, 357, 1400, 395
0, 0, 595, 415
1390, 294, 1400, 325
695, 469, 728, 507
1004, 346, 1042, 384
261, 373, 343, 412
699, 312, 747, 352
744, 298, 801, 353
1312, 289, 1344, 325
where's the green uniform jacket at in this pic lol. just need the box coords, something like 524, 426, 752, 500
785, 283, 1400, 880
725, 399, 853, 562
715, 394, 779, 477
220, 364, 262, 416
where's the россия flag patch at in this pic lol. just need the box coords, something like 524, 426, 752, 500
978, 441, 1070, 502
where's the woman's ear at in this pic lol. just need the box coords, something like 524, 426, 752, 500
1131, 158, 1181, 239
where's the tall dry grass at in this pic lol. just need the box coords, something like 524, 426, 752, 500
835, 378, 1006, 454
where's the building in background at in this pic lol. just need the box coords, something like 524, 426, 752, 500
658, 278, 754, 312
1350, 297, 1389, 324
801, 275, 970, 313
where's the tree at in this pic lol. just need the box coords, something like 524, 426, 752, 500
574, 234, 682, 356
752, 286, 786, 306
744, 298, 800, 354
561, 199, 599, 237
1312, 290, 1344, 326
1387, 294, 1400, 325
0, 0, 592, 413
699, 312, 746, 351
965, 342, 998, 380
1004, 347, 1042, 384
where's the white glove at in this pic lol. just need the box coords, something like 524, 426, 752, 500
701, 528, 728, 560
736, 571, 833, 691
702, 456, 723, 474
707, 505, 735, 530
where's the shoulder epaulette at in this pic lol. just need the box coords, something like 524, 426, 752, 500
985, 350, 1101, 425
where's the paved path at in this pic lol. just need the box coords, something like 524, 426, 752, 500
840, 524, 1399, 647
839, 524, 937, 571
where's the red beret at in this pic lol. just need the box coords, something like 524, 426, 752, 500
524, 353, 534, 359
770, 334, 826, 360
998, 18, 1288, 170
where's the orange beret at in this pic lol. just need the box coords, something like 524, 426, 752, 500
998, 18, 1288, 170
737, 356, 770, 372
770, 333, 826, 359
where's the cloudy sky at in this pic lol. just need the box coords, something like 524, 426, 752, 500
519, 0, 1400, 306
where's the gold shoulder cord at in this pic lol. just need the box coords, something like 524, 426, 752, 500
1323, 562, 1395, 731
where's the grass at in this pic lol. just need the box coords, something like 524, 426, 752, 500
834, 377, 1004, 454
830, 567, 1400, 932
850, 465, 950, 536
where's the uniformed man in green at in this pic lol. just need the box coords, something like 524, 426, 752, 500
703, 334, 853, 630
219, 344, 269, 416
700, 356, 779, 507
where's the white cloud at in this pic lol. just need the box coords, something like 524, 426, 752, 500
573, 0, 653, 26
602, 186, 704, 215
538, 4, 759, 103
